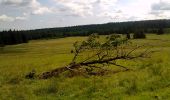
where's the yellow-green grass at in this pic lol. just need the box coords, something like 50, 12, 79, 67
0, 34, 170, 100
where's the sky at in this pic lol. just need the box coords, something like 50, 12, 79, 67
0, 0, 170, 30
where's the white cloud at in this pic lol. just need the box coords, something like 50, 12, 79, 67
53, 0, 163, 21
97, 0, 117, 5
98, 10, 126, 20
54, 0, 97, 17
98, 0, 165, 21
32, 6, 53, 15
0, 0, 30, 6
0, 14, 15, 22
0, 0, 53, 15
0, 14, 28, 22
150, 0, 170, 19
1, 0, 170, 30
29, 0, 54, 15
2, 0, 168, 21
29, 0, 53, 15
152, 2, 170, 10
15, 12, 30, 20
15, 16, 27, 20
0, 0, 22, 4
53, 0, 118, 17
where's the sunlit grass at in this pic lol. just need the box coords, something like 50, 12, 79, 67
0, 34, 170, 100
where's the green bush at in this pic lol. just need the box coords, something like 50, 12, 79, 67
133, 32, 146, 39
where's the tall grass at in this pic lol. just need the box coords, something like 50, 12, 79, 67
0, 34, 170, 100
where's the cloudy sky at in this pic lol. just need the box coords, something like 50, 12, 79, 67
0, 0, 170, 30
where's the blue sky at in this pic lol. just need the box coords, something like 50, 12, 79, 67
0, 0, 170, 30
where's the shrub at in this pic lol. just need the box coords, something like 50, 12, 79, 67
126, 33, 131, 39
157, 28, 164, 35
133, 32, 146, 39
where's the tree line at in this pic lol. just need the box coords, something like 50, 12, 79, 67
0, 19, 170, 46
0, 30, 28, 47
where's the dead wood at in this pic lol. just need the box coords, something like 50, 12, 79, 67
35, 34, 151, 79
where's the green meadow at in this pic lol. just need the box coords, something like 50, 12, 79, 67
0, 34, 170, 100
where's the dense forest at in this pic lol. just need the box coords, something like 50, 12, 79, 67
0, 19, 170, 46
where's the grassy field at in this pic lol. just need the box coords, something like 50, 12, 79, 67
0, 34, 170, 100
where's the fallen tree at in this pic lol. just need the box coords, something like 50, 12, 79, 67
31, 34, 151, 79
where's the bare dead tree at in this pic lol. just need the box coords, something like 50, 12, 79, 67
37, 34, 151, 79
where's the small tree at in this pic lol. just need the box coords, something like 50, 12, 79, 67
133, 31, 146, 39
126, 33, 131, 39
0, 44, 5, 51
38, 34, 151, 79
0, 34, 5, 51
157, 28, 164, 35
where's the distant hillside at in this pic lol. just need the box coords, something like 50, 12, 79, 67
27, 19, 170, 36
0, 19, 170, 46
